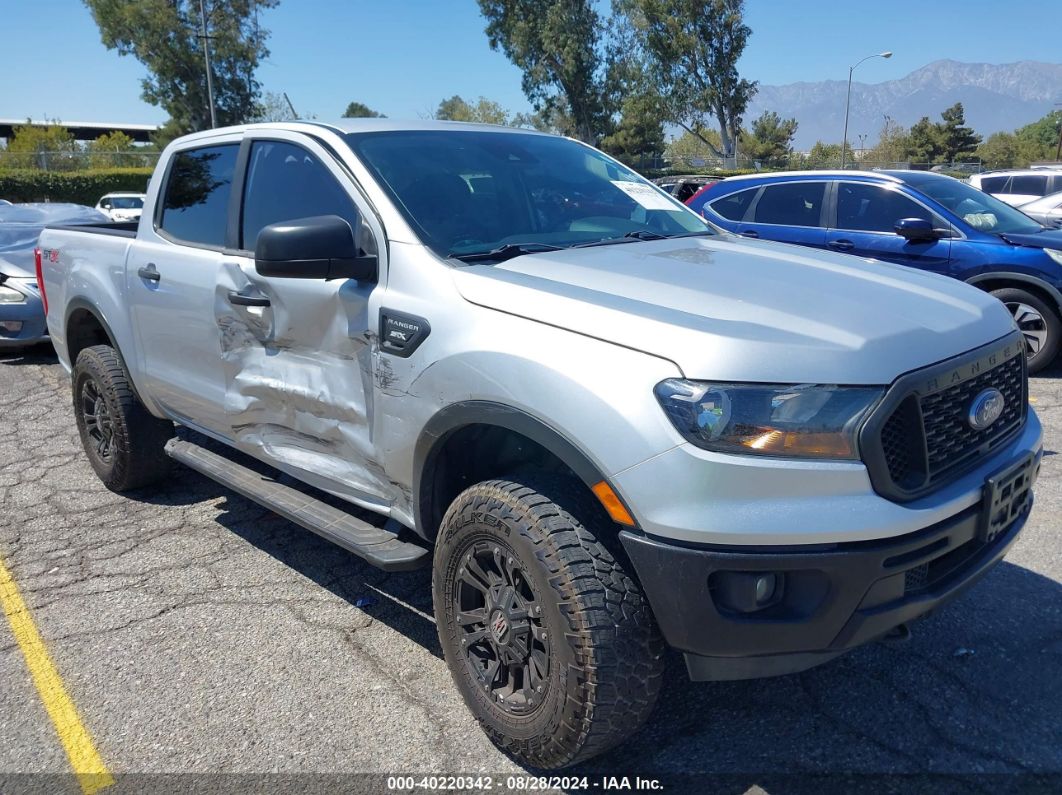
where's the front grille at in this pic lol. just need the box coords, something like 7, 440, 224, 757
921, 352, 1024, 481
862, 334, 1028, 501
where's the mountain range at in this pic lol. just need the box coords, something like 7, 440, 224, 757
745, 60, 1062, 150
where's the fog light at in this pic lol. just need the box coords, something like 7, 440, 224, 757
710, 571, 784, 614
0, 320, 23, 336
754, 573, 777, 603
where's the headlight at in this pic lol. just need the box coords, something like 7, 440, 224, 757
1044, 248, 1062, 266
0, 284, 26, 304
654, 379, 883, 459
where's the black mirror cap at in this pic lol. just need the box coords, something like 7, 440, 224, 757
894, 217, 946, 241
254, 214, 377, 281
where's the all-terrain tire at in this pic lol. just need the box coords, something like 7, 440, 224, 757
990, 286, 1061, 374
72, 344, 174, 491
433, 477, 664, 769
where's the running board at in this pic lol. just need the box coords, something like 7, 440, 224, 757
165, 438, 429, 572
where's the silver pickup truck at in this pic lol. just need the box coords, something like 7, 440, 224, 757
38, 120, 1042, 768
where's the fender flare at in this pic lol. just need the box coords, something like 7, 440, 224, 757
412, 401, 610, 536
966, 272, 1062, 311
64, 297, 120, 354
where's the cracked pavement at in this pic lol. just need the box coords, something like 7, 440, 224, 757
0, 344, 1060, 789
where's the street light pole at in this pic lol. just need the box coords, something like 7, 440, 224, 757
841, 51, 892, 169
1054, 103, 1061, 162
199, 0, 218, 129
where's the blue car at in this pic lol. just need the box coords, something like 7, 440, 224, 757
690, 170, 1062, 372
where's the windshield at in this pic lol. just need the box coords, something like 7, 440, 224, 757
345, 130, 713, 260
902, 174, 1043, 235
110, 197, 144, 209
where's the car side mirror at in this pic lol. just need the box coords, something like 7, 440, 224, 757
894, 217, 945, 242
254, 215, 377, 282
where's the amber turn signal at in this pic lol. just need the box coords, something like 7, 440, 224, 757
592, 481, 636, 526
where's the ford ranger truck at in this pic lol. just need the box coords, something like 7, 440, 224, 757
38, 121, 1043, 768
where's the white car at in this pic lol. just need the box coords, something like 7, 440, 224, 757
95, 192, 146, 222
1020, 190, 1062, 228
970, 170, 1062, 207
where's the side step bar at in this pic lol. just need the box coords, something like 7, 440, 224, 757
165, 438, 429, 572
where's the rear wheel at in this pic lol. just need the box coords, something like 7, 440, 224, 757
433, 478, 664, 768
72, 344, 174, 491
990, 287, 1061, 374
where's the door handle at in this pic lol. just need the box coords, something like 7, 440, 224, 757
739, 229, 759, 238
828, 239, 854, 251
137, 263, 161, 282
227, 290, 271, 307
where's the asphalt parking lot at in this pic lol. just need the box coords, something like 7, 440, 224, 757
1, 344, 1060, 793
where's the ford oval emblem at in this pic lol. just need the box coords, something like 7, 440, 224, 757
968, 388, 1005, 431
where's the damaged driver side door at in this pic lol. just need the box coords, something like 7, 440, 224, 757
217, 134, 392, 509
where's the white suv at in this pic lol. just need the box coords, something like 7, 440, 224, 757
970, 169, 1062, 207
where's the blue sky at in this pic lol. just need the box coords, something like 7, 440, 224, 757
1, 0, 1058, 125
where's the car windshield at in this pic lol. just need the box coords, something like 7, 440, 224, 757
902, 174, 1043, 235
345, 130, 713, 260
110, 197, 143, 209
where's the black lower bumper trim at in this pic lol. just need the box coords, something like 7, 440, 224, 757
621, 488, 1035, 681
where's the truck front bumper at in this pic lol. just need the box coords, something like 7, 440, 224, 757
620, 447, 1042, 681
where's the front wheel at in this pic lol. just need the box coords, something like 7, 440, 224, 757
990, 287, 1061, 374
433, 478, 664, 768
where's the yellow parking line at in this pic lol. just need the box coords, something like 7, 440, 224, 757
0, 557, 113, 795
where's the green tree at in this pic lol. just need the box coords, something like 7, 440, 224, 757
863, 116, 910, 166
976, 132, 1020, 170
1015, 110, 1062, 162
342, 101, 385, 118
905, 116, 942, 164
937, 103, 981, 163
4, 122, 82, 170
477, 0, 612, 143
511, 105, 573, 136
664, 130, 722, 168
434, 95, 511, 125
801, 140, 857, 169
86, 131, 137, 168
83, 0, 277, 136
617, 0, 756, 164
599, 92, 666, 165
739, 110, 797, 165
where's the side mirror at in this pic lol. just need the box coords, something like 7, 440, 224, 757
254, 215, 377, 281
894, 217, 944, 242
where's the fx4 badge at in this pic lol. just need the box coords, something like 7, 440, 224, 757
379, 309, 431, 358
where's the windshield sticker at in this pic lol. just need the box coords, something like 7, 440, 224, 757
610, 180, 677, 211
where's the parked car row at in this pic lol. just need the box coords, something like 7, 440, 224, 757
687, 169, 1062, 372
970, 169, 1062, 207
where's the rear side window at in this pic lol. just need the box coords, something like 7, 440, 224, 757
710, 187, 758, 221
835, 183, 933, 233
979, 176, 1007, 193
241, 140, 359, 250
752, 182, 826, 226
159, 144, 239, 247
1010, 175, 1048, 196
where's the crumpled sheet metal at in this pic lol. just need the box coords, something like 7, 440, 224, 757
213, 261, 399, 514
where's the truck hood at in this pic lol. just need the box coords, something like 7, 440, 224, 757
452, 235, 1016, 384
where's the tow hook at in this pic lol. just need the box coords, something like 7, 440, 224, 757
880, 623, 911, 646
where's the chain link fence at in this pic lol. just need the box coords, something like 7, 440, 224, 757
0, 150, 162, 171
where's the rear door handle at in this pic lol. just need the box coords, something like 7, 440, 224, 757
828, 239, 854, 251
137, 263, 161, 282
227, 290, 271, 307
739, 229, 759, 238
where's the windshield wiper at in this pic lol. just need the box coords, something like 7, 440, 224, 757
573, 228, 714, 248
449, 242, 565, 263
